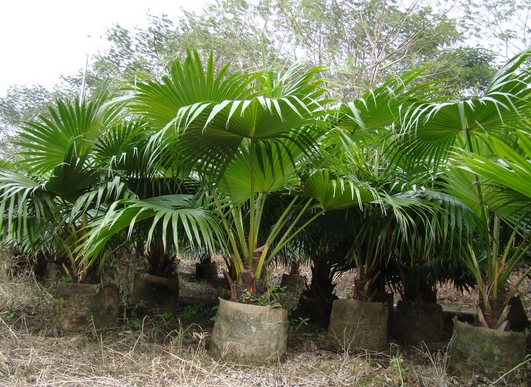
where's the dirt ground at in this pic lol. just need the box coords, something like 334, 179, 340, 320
0, 255, 530, 387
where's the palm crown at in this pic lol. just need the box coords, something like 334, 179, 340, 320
81, 49, 386, 292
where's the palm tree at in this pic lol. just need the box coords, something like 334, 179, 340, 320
387, 49, 531, 328
0, 91, 131, 282
81, 49, 384, 298
96, 117, 206, 278
456, 126, 531, 319
320, 67, 474, 302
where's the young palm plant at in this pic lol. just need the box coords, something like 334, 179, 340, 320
456, 130, 531, 328
81, 49, 380, 299
388, 48, 531, 329
0, 91, 130, 282
325, 67, 467, 302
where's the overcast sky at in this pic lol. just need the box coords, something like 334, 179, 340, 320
0, 0, 210, 97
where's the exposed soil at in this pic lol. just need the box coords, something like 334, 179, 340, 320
0, 255, 530, 386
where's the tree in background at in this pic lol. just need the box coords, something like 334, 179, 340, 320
447, 46, 499, 95
270, 0, 463, 96
84, 0, 470, 98
0, 0, 505, 160
463, 0, 531, 60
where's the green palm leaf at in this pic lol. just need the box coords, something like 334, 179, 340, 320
0, 169, 56, 242
217, 140, 301, 203
127, 49, 263, 130
338, 66, 437, 135
390, 49, 531, 174
94, 120, 151, 174
16, 95, 113, 175
302, 169, 379, 210
459, 129, 531, 200
129, 50, 329, 183
80, 194, 222, 267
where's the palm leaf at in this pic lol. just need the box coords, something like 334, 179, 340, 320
459, 129, 531, 200
0, 169, 56, 244
127, 49, 263, 130
337, 65, 437, 135
301, 169, 379, 210
389, 49, 531, 175
16, 95, 112, 175
217, 139, 301, 203
79, 194, 222, 267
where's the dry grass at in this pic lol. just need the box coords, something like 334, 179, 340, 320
1, 255, 530, 386
0, 327, 443, 387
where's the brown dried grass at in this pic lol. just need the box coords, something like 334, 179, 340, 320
0, 254, 530, 387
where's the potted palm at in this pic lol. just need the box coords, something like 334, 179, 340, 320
452, 128, 531, 378
0, 93, 128, 332
323, 71, 440, 352
196, 67, 384, 363
390, 49, 531, 378
380, 193, 476, 344
80, 49, 382, 364
442, 168, 531, 379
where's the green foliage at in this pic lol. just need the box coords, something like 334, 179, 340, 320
1, 1, 531, 332
2, 0, 513, 162
390, 353, 406, 387
240, 285, 287, 306
450, 47, 499, 94
178, 302, 218, 323
82, 48, 384, 294
386, 48, 531, 323
291, 316, 310, 330
0, 90, 137, 282
75, 0, 484, 100
124, 304, 143, 330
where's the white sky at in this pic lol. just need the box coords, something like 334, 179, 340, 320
0, 0, 210, 98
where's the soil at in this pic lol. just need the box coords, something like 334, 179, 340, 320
0, 255, 530, 386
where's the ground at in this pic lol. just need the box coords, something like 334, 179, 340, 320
0, 255, 530, 386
